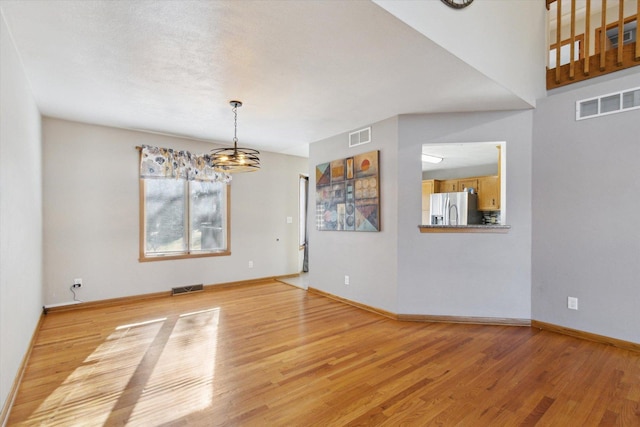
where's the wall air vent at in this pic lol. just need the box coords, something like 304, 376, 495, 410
349, 127, 371, 148
171, 284, 204, 296
606, 21, 637, 48
576, 87, 640, 120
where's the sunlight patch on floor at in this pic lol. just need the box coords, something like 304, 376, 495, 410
27, 308, 221, 425
29, 320, 164, 425
128, 307, 220, 425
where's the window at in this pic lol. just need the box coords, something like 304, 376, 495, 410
141, 178, 230, 260
576, 87, 640, 120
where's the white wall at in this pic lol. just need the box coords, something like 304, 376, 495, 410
0, 13, 43, 413
532, 69, 640, 343
309, 110, 533, 320
397, 111, 533, 319
308, 117, 399, 313
375, 0, 546, 108
43, 118, 308, 305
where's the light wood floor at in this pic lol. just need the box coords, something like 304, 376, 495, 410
8, 281, 640, 426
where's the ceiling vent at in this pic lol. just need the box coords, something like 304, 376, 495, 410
349, 127, 371, 148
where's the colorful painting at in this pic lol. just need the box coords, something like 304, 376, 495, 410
316, 162, 330, 186
346, 157, 354, 179
331, 159, 345, 182
316, 150, 380, 232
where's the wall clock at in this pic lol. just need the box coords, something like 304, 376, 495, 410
441, 0, 474, 9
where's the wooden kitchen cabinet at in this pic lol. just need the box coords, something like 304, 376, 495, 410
458, 178, 478, 193
478, 176, 500, 210
436, 178, 476, 193
421, 180, 440, 223
439, 179, 457, 193
430, 175, 501, 211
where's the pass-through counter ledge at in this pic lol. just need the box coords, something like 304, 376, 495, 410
418, 225, 511, 234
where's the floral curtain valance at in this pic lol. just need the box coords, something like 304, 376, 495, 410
140, 145, 231, 183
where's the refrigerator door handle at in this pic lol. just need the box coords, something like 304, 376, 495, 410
443, 196, 449, 225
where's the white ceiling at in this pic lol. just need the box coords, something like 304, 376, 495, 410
1, 0, 532, 158
422, 142, 501, 172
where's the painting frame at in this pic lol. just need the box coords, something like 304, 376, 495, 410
316, 150, 380, 232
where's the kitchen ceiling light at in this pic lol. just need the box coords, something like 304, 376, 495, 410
211, 100, 260, 173
422, 154, 443, 164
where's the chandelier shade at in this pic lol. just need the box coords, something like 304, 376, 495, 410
211, 100, 260, 173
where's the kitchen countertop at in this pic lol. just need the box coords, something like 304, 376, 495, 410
418, 224, 511, 233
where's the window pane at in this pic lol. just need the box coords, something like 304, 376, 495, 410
579, 99, 598, 118
622, 89, 640, 109
189, 181, 227, 252
600, 94, 620, 114
145, 179, 187, 254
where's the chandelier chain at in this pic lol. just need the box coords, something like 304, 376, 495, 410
233, 103, 238, 145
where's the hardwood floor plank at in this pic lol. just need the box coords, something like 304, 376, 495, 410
521, 395, 556, 426
7, 281, 640, 426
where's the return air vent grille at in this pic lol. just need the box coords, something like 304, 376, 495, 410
171, 284, 204, 296
349, 127, 371, 148
576, 87, 640, 120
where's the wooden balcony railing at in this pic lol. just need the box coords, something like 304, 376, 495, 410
547, 0, 640, 89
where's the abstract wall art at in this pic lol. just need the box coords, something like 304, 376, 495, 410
316, 150, 380, 232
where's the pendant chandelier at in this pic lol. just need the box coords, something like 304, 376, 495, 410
211, 100, 260, 173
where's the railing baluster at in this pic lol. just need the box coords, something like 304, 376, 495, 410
585, 0, 591, 75
600, 0, 607, 70
547, 0, 640, 89
556, 0, 562, 83
636, 0, 640, 60
617, 0, 624, 65
570, 0, 576, 78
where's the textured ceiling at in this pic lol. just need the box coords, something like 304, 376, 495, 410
1, 0, 532, 157
422, 142, 501, 173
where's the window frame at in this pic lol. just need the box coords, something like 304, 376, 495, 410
576, 86, 640, 120
139, 177, 231, 262
299, 174, 308, 250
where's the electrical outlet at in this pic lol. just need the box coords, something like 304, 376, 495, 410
73, 278, 82, 288
344, 275, 350, 285
248, 261, 253, 268
568, 296, 578, 310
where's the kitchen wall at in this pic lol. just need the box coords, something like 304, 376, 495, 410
397, 111, 533, 319
43, 118, 308, 305
0, 14, 43, 413
309, 110, 533, 320
532, 69, 640, 343
308, 117, 399, 313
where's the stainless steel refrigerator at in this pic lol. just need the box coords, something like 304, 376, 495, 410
429, 192, 482, 225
